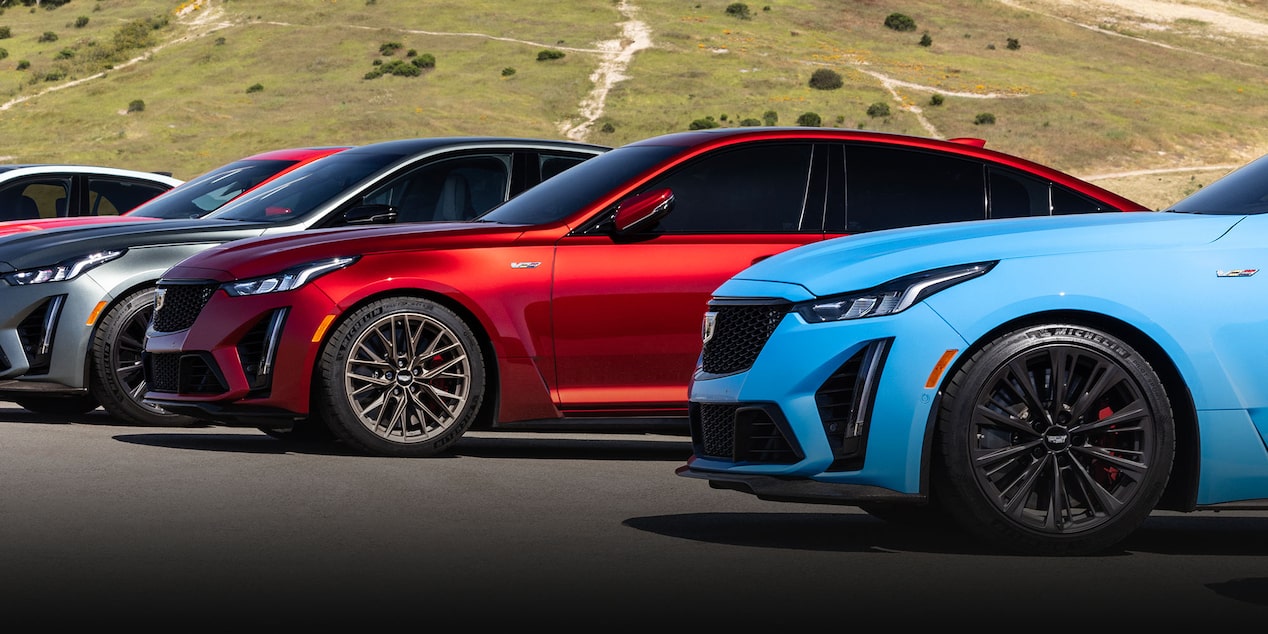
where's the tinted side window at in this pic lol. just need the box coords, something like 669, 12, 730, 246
540, 153, 587, 180
841, 146, 985, 232
988, 167, 1051, 218
1051, 186, 1113, 215
87, 178, 171, 216
0, 179, 70, 220
645, 143, 813, 233
365, 155, 511, 223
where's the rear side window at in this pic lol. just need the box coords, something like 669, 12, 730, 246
87, 177, 172, 216
988, 168, 1051, 218
643, 143, 814, 233
1051, 186, 1114, 215
838, 145, 985, 232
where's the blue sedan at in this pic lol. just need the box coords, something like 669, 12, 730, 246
677, 153, 1268, 555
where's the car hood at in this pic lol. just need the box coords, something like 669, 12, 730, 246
164, 221, 531, 281
0, 218, 263, 272
0, 215, 155, 238
731, 211, 1242, 297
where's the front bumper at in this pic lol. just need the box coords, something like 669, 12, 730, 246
142, 282, 339, 421
680, 301, 968, 497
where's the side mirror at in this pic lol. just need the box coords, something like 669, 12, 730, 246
343, 203, 398, 225
613, 188, 674, 234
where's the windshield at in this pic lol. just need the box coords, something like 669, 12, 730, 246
478, 145, 681, 225
129, 159, 297, 219
1167, 153, 1268, 215
207, 151, 409, 223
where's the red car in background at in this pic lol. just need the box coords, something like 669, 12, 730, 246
0, 146, 351, 237
143, 127, 1147, 458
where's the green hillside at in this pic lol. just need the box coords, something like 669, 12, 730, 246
0, 0, 1265, 209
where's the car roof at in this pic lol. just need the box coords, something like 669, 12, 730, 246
336, 137, 610, 156
234, 146, 355, 162
0, 164, 184, 186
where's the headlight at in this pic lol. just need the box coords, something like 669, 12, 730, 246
222, 256, 359, 296
795, 261, 996, 322
3, 250, 126, 285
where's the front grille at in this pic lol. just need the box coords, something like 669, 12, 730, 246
690, 402, 801, 464
701, 303, 789, 374
152, 281, 217, 333
143, 351, 228, 395
145, 352, 180, 392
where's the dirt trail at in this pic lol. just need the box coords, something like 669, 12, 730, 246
557, 1, 653, 140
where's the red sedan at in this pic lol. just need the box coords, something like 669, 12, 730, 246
143, 128, 1146, 457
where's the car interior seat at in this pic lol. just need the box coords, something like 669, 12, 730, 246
433, 173, 473, 221
0, 194, 40, 221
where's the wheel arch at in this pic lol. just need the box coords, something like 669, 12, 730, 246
928, 309, 1200, 511
83, 279, 160, 386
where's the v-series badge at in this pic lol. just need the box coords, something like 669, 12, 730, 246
510, 262, 542, 269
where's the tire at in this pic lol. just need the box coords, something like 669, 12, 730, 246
89, 287, 199, 427
14, 394, 99, 416
315, 297, 485, 457
933, 324, 1175, 556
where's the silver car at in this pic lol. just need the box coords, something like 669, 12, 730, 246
0, 137, 607, 424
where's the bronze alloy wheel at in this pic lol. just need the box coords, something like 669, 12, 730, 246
319, 296, 485, 457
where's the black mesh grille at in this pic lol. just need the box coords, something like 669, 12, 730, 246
143, 351, 228, 395
145, 352, 180, 392
152, 282, 217, 333
690, 402, 800, 464
698, 403, 738, 459
701, 303, 789, 375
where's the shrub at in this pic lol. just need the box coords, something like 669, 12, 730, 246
16, 59, 28, 70
866, 102, 891, 118
0, 26, 10, 39
74, 16, 88, 28
929, 94, 944, 106
796, 112, 821, 126
536, 49, 565, 61
919, 32, 932, 47
0, 48, 7, 60
406, 49, 417, 57
383, 59, 421, 76
725, 3, 751, 19
689, 116, 719, 130
808, 68, 843, 90
762, 109, 778, 125
38, 31, 57, 42
600, 122, 615, 133
974, 112, 996, 125
883, 13, 916, 32
127, 99, 145, 113
1006, 37, 1020, 50
55, 47, 73, 59
739, 118, 761, 126
214, 36, 225, 46
379, 41, 402, 56
246, 83, 263, 93
501, 67, 516, 77
412, 53, 435, 69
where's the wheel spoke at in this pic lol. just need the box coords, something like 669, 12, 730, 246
343, 309, 472, 445
1003, 357, 1055, 427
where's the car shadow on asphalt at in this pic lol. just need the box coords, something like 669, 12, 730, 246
624, 510, 1268, 557
108, 428, 693, 461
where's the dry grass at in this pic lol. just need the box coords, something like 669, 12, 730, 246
0, 0, 1263, 209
